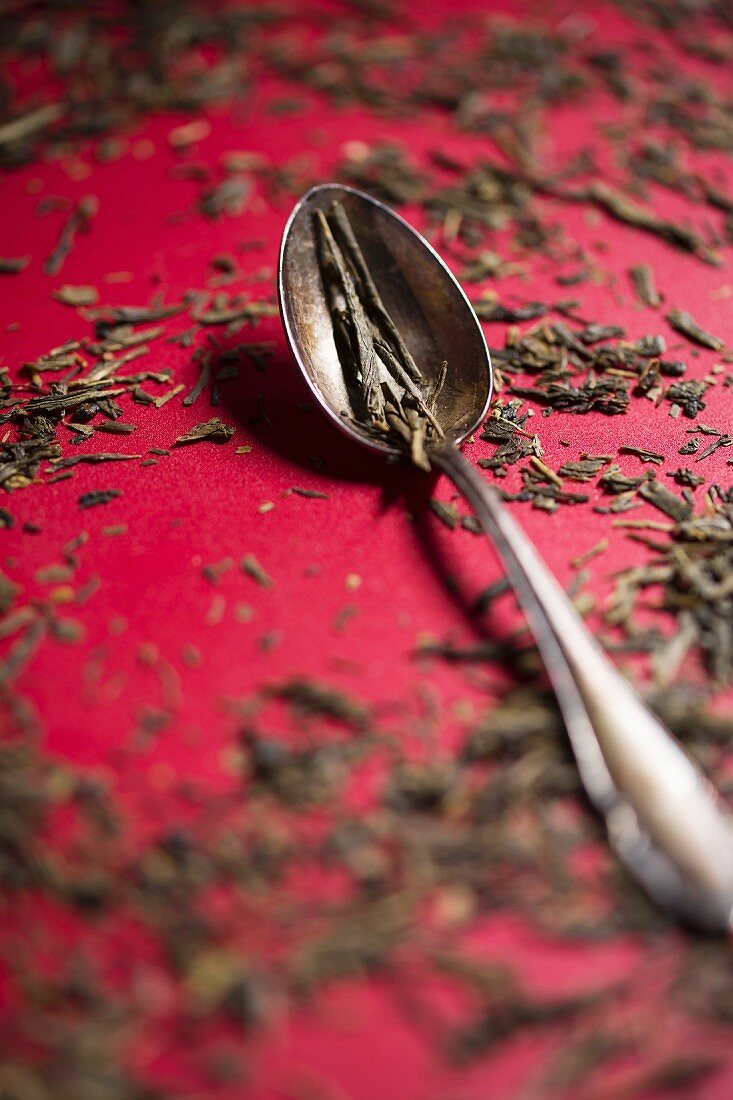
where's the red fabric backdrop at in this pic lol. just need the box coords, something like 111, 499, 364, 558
1, 1, 733, 1097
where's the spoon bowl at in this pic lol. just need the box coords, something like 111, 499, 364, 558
279, 184, 492, 455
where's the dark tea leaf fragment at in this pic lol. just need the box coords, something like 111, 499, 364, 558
666, 307, 725, 351
473, 300, 549, 323
0, 256, 30, 274
78, 489, 121, 509
172, 418, 236, 446
43, 195, 99, 277
629, 264, 662, 307
241, 554, 272, 589
288, 487, 329, 499
639, 479, 692, 522
557, 456, 611, 481
313, 200, 444, 472
669, 468, 705, 487
619, 446, 665, 465
429, 499, 460, 530
665, 380, 707, 418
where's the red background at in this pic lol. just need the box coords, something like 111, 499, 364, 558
2, 1, 733, 1097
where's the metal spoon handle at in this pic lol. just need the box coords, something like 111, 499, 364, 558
434, 442, 733, 932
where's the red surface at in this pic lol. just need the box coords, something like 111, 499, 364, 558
2, 1, 733, 1098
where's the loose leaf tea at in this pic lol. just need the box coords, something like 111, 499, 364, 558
629, 263, 662, 307
666, 306, 725, 351
52, 284, 100, 307
241, 553, 273, 589
314, 201, 444, 471
0, 256, 30, 274
78, 489, 121, 509
2, 1, 733, 1097
43, 195, 99, 277
172, 418, 236, 446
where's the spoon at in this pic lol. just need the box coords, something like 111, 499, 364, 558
279, 182, 733, 932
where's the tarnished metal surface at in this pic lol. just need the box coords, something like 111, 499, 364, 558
279, 183, 492, 454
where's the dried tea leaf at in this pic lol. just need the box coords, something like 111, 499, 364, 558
52, 284, 99, 307
288, 487, 329, 499
0, 256, 30, 274
78, 489, 121, 509
629, 264, 662, 307
618, 446, 665, 465
669, 468, 706, 487
639, 479, 692, 522
666, 307, 725, 351
558, 456, 611, 481
429, 499, 460, 529
172, 418, 236, 446
241, 554, 272, 589
665, 380, 707, 418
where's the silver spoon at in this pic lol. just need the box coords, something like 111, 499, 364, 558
279, 182, 733, 932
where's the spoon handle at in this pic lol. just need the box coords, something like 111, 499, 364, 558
433, 442, 733, 932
